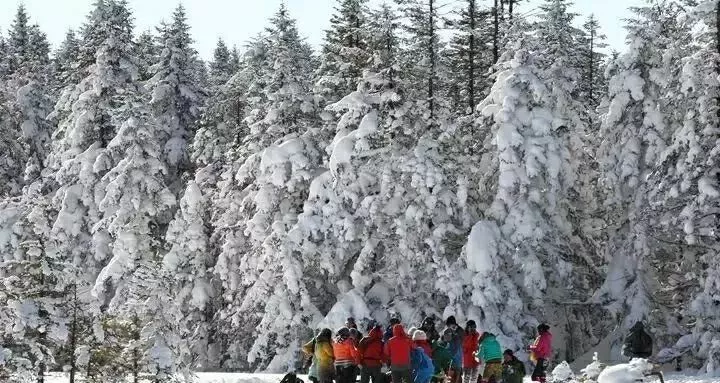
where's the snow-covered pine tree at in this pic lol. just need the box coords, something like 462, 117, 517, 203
396, 0, 445, 122
212, 5, 319, 371
593, 0, 687, 361
52, 30, 82, 95
229, 45, 241, 74
314, 0, 370, 110
209, 38, 234, 88
643, 0, 720, 373
135, 30, 159, 82
578, 15, 608, 110
445, 0, 494, 114
161, 181, 214, 371
148, 4, 205, 192
93, 84, 178, 380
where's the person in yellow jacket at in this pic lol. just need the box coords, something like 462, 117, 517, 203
304, 328, 335, 383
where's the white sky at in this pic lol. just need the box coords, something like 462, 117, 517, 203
0, 0, 643, 60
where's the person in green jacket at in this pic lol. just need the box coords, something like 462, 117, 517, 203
502, 350, 526, 383
476, 332, 503, 383
431, 332, 453, 382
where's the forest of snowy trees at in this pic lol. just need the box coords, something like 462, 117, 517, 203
0, 0, 719, 381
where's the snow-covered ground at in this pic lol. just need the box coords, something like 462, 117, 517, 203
43, 372, 720, 383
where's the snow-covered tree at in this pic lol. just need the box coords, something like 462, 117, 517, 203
209, 38, 234, 88
212, 5, 318, 370
52, 30, 82, 94
314, 0, 370, 109
578, 14, 608, 109
135, 30, 159, 82
148, 4, 205, 189
396, 0, 446, 121
593, 1, 688, 361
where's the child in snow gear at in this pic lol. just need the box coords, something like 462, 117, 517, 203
359, 325, 385, 383
385, 324, 414, 383
411, 336, 435, 383
431, 331, 453, 383
308, 328, 335, 383
461, 321, 480, 383
421, 317, 440, 343
529, 324, 552, 383
334, 327, 361, 383
413, 330, 433, 357
477, 332, 502, 383
444, 317, 465, 383
622, 321, 653, 359
502, 350, 525, 383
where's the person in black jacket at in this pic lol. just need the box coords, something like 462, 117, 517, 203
622, 321, 653, 359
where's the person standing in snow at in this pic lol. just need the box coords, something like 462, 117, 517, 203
501, 350, 525, 383
461, 321, 480, 383
528, 324, 552, 383
347, 317, 363, 339
359, 325, 385, 383
443, 316, 465, 383
305, 328, 335, 383
413, 329, 433, 357
334, 327, 361, 383
302, 333, 320, 383
420, 317, 439, 343
622, 321, 653, 359
384, 324, 414, 383
476, 332, 503, 383
385, 314, 402, 343
431, 331, 453, 382
410, 331, 435, 383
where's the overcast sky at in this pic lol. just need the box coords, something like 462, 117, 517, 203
0, 0, 643, 61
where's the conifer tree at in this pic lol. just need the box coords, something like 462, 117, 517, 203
135, 30, 159, 82
209, 38, 233, 88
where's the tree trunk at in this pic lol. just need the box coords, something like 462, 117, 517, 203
493, 0, 499, 63
68, 285, 78, 383
500, 0, 505, 21
428, 0, 436, 120
716, 0, 719, 120
509, 0, 514, 20
468, 0, 476, 112
589, 25, 595, 105
132, 315, 140, 383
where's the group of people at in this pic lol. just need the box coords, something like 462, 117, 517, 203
301, 315, 553, 383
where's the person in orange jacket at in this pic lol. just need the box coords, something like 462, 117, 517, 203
385, 324, 414, 383
334, 327, 361, 383
461, 321, 480, 383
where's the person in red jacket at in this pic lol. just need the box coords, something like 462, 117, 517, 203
334, 327, 361, 383
461, 320, 480, 383
528, 324, 552, 383
384, 324, 413, 383
413, 330, 432, 358
359, 325, 385, 383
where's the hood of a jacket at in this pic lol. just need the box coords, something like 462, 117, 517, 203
369, 326, 383, 340
393, 324, 407, 337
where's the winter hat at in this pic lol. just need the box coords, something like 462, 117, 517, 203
389, 314, 401, 325
346, 317, 357, 327
413, 330, 428, 341
446, 316, 457, 326
408, 327, 418, 338
466, 320, 477, 330
537, 323, 550, 333
503, 349, 514, 357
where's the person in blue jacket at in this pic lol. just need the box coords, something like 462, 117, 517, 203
443, 316, 465, 383
410, 331, 435, 383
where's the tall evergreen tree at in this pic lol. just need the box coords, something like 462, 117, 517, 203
148, 4, 205, 190
209, 38, 233, 87
53, 30, 82, 93
135, 30, 159, 82
314, 0, 370, 109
